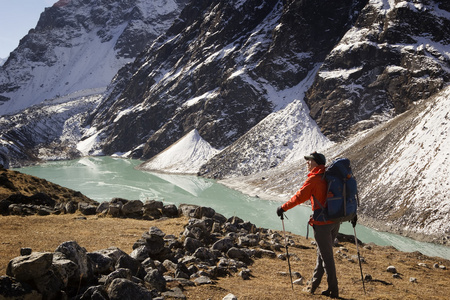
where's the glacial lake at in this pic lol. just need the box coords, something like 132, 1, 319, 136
14, 156, 450, 260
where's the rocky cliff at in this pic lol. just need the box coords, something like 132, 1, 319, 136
0, 0, 189, 115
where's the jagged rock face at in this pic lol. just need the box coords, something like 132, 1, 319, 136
305, 0, 450, 141
0, 95, 101, 167
89, 0, 367, 159
0, 0, 189, 115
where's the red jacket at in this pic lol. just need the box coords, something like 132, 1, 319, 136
281, 165, 333, 225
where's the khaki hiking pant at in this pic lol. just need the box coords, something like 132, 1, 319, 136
311, 222, 340, 293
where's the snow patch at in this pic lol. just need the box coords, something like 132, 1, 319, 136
139, 129, 220, 174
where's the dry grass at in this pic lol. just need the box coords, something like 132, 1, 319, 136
0, 168, 96, 204
1, 214, 449, 300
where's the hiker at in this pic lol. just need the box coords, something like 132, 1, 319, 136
276, 152, 340, 298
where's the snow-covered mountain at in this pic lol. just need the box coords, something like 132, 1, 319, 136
138, 129, 219, 175
220, 85, 450, 244
0, 0, 449, 244
0, 0, 189, 116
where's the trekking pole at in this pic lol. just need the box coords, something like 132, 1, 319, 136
353, 223, 366, 294
281, 213, 294, 290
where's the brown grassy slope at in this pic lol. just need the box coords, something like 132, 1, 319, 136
0, 166, 96, 204
1, 214, 449, 300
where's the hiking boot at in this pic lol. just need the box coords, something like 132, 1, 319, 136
321, 289, 339, 298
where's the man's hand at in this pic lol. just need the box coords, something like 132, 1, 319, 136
351, 215, 358, 228
276, 206, 284, 218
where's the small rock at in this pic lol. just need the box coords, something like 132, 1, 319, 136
392, 273, 401, 279
20, 248, 32, 256
278, 254, 286, 260
293, 277, 304, 285
386, 266, 397, 273
194, 275, 212, 285
364, 274, 372, 281
410, 277, 418, 283
162, 287, 186, 299
363, 245, 372, 250
223, 293, 238, 300
417, 263, 428, 268
239, 269, 251, 280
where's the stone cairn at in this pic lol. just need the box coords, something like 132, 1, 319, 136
0, 198, 296, 300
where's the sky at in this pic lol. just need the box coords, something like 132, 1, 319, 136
0, 0, 56, 58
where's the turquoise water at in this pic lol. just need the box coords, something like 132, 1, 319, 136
14, 156, 450, 260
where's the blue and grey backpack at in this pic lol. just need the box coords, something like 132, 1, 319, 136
313, 158, 359, 223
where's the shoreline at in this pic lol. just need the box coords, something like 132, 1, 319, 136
219, 176, 450, 249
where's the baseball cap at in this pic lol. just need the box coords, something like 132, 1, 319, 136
304, 152, 326, 165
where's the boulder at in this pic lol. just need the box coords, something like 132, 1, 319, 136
0, 275, 41, 300
183, 237, 204, 254
194, 206, 215, 218
55, 241, 93, 281
0, 199, 12, 215
142, 200, 163, 219
79, 285, 108, 300
65, 201, 77, 214
29, 192, 56, 207
107, 203, 122, 217
52, 252, 79, 286
162, 260, 177, 273
143, 207, 162, 220
92, 247, 128, 267
162, 204, 178, 218
107, 278, 153, 300
183, 219, 210, 242
104, 268, 132, 287
78, 202, 97, 215
138, 229, 165, 256
115, 254, 146, 279
193, 247, 216, 264
143, 200, 164, 210
96, 202, 109, 214
149, 226, 165, 237
32, 269, 65, 299
175, 263, 191, 279
110, 198, 128, 205
6, 252, 53, 282
238, 234, 260, 247
130, 245, 150, 262
141, 258, 157, 272
121, 200, 143, 217
87, 252, 114, 274
226, 247, 251, 264
37, 206, 56, 216
178, 204, 199, 218
212, 212, 227, 224
144, 268, 166, 291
